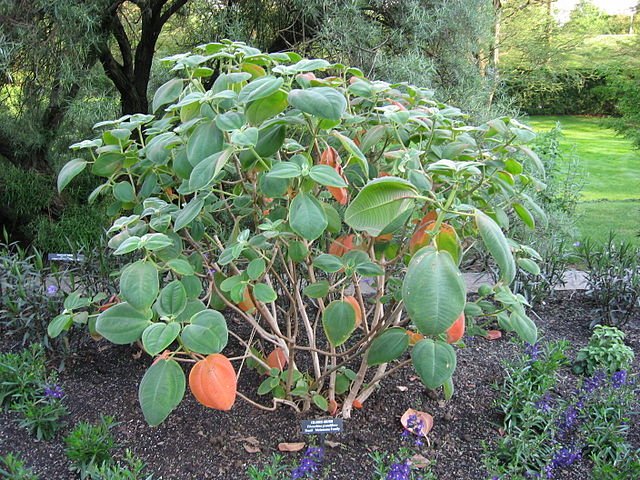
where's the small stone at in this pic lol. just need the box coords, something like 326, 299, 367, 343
463, 433, 472, 442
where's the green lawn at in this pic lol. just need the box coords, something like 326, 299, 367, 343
527, 115, 640, 244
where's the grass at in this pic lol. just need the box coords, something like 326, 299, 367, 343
527, 115, 640, 244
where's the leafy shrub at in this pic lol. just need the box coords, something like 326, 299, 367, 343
65, 416, 118, 479
574, 325, 635, 376
503, 67, 619, 116
577, 234, 640, 327
0, 453, 39, 480
54, 40, 547, 425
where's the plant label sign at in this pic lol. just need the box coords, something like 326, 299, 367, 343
301, 418, 343, 435
48, 253, 86, 262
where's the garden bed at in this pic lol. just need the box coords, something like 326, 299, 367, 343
1, 290, 638, 479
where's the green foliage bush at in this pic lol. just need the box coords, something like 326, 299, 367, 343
574, 325, 635, 376
65, 416, 118, 479
577, 235, 640, 327
0, 453, 39, 480
0, 344, 67, 440
503, 67, 619, 116
54, 41, 547, 426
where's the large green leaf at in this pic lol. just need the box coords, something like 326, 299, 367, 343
156, 280, 187, 317
322, 300, 356, 347
345, 177, 418, 237
476, 211, 516, 284
57, 159, 87, 193
138, 359, 185, 426
289, 192, 328, 241
96, 302, 152, 344
120, 261, 159, 311
402, 249, 466, 335
152, 78, 184, 113
309, 165, 348, 187
246, 90, 288, 125
142, 322, 181, 356
186, 121, 223, 166
288, 88, 347, 121
367, 328, 409, 366
411, 339, 457, 389
181, 310, 228, 354
239, 76, 284, 104
510, 311, 538, 344
174, 196, 204, 232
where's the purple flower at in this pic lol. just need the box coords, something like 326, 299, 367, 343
612, 370, 628, 389
46, 284, 59, 296
44, 384, 64, 399
572, 241, 581, 248
535, 393, 553, 413
582, 371, 605, 394
386, 460, 411, 480
525, 343, 540, 361
551, 447, 582, 469
557, 405, 579, 439
291, 447, 324, 479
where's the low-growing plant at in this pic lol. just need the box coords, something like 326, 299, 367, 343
246, 453, 290, 480
0, 234, 67, 352
12, 393, 67, 441
0, 344, 47, 408
574, 325, 635, 376
486, 341, 639, 479
85, 450, 154, 480
0, 453, 39, 480
577, 234, 640, 327
65, 415, 118, 479
53, 41, 547, 425
497, 341, 569, 430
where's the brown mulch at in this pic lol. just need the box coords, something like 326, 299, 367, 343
0, 291, 638, 480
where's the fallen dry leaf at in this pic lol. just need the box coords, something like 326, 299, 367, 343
243, 444, 261, 453
486, 330, 502, 340
396, 386, 408, 392
325, 440, 344, 448
278, 442, 305, 452
400, 408, 434, 437
239, 436, 260, 446
409, 454, 430, 469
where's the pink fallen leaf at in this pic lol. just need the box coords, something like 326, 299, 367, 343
486, 330, 502, 340
400, 408, 434, 438
278, 442, 306, 452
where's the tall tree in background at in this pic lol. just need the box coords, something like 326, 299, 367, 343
184, 0, 500, 117
0, 0, 189, 172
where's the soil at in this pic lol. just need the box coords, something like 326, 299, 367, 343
1, 290, 638, 480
